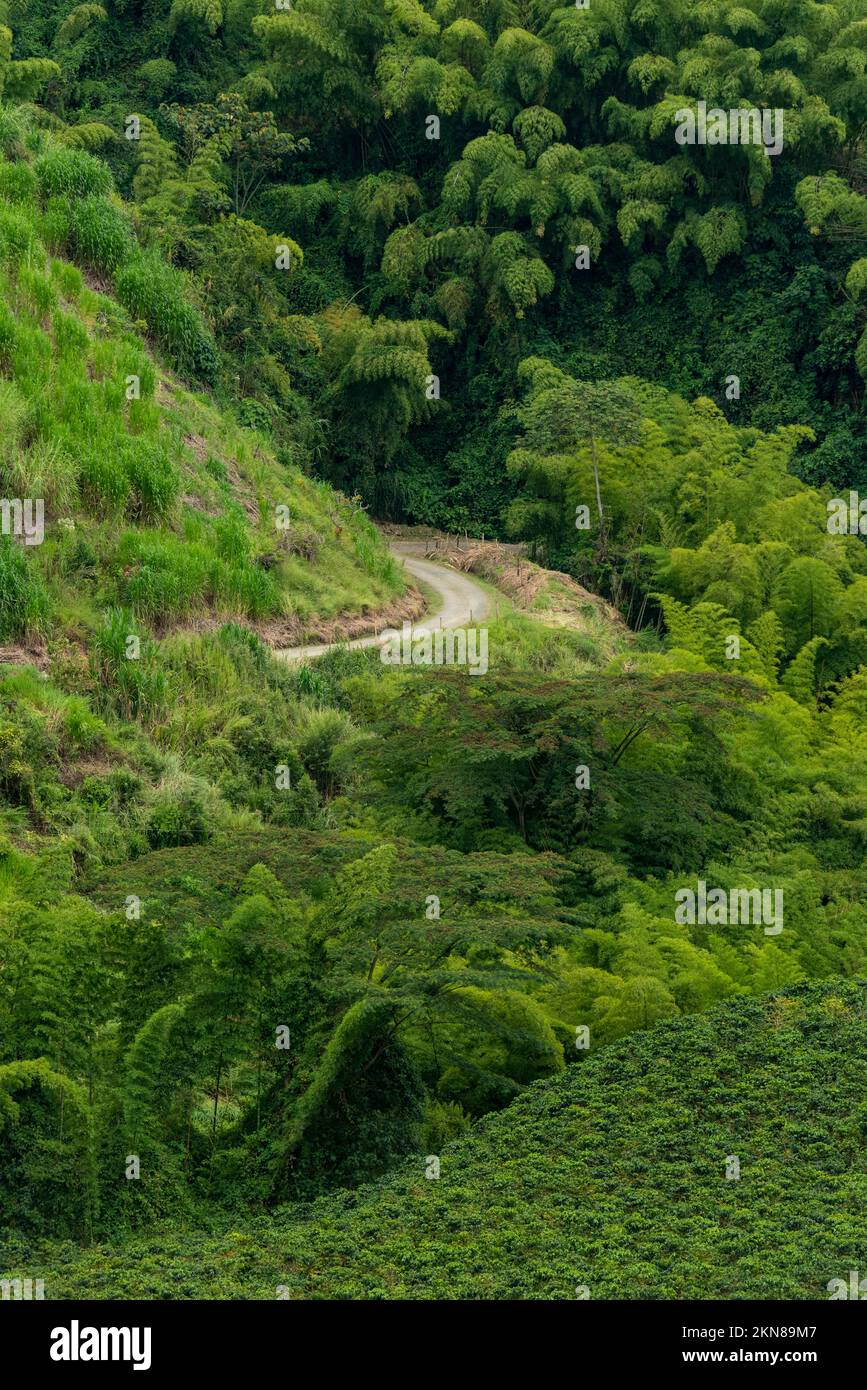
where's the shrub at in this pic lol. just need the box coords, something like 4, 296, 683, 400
146, 780, 212, 848
0, 106, 29, 161
69, 195, 135, 275
61, 696, 107, 755
0, 1060, 96, 1239
0, 537, 51, 640
294, 705, 359, 795
0, 160, 36, 205
122, 440, 179, 521
34, 147, 112, 199
116, 253, 218, 382
135, 58, 177, 96
422, 1098, 470, 1152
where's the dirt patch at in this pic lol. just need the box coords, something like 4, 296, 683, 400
258, 586, 426, 648
420, 538, 631, 644
183, 432, 209, 463
180, 428, 258, 521
56, 756, 122, 790
0, 643, 50, 673
223, 454, 259, 521
179, 492, 221, 518
151, 586, 426, 649
79, 267, 113, 297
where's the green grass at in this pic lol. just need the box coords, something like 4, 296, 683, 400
0, 116, 405, 648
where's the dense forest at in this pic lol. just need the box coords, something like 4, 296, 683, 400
1, 0, 867, 1304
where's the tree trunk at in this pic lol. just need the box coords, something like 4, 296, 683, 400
591, 435, 603, 522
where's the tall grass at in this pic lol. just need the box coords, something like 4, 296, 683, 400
67, 195, 135, 275
0, 117, 403, 654
90, 607, 168, 721
114, 530, 281, 622
34, 147, 112, 199
116, 253, 218, 383
0, 160, 36, 204
0, 537, 51, 640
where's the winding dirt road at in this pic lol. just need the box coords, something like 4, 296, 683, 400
275, 540, 491, 664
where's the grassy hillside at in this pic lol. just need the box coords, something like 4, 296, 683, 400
4, 979, 866, 1299
0, 123, 404, 655
4, 1, 867, 1307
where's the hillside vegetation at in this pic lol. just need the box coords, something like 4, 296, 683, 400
0, 114, 404, 656
2, 0, 867, 1303
10, 0, 867, 523
4, 981, 866, 1299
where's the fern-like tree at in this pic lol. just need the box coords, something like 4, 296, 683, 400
511, 358, 642, 566
161, 92, 305, 218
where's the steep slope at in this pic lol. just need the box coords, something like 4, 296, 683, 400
276, 543, 492, 661
5, 980, 866, 1299
0, 133, 408, 656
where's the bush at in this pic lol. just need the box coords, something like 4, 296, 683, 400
0, 1060, 96, 1240
34, 147, 112, 199
0, 161, 36, 205
0, 207, 36, 266
116, 253, 218, 382
61, 696, 107, 755
135, 59, 177, 97
0, 106, 29, 161
122, 440, 179, 522
0, 537, 51, 640
147, 781, 212, 848
421, 1098, 471, 1152
69, 196, 134, 275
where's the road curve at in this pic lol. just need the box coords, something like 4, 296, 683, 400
275, 540, 491, 664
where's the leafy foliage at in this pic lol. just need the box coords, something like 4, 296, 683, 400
2, 0, 867, 1304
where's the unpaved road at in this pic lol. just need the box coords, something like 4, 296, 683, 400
275, 541, 491, 664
